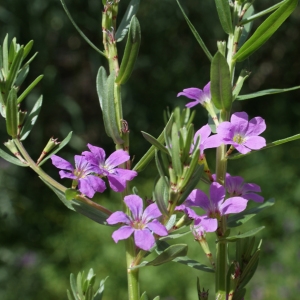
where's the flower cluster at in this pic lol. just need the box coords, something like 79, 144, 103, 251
51, 144, 137, 198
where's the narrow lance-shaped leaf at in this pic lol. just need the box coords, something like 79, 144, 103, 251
236, 85, 300, 101
133, 113, 173, 172
17, 74, 44, 104
141, 131, 169, 155
234, 0, 298, 62
146, 243, 188, 266
2, 34, 9, 76
0, 147, 28, 167
20, 95, 43, 141
175, 0, 212, 62
214, 0, 233, 34
59, 0, 105, 57
5, 47, 24, 93
96, 66, 107, 111
115, 0, 140, 42
171, 122, 182, 176
210, 51, 232, 111
6, 89, 18, 138
223, 226, 265, 241
115, 16, 141, 85
102, 71, 123, 144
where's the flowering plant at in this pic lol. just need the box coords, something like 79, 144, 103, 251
0, 0, 299, 299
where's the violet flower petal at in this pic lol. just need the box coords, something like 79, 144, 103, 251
51, 155, 74, 171
112, 226, 134, 243
58, 170, 77, 180
106, 150, 130, 168
220, 197, 248, 215
107, 211, 131, 225
124, 195, 143, 219
177, 88, 202, 100
134, 229, 155, 251
146, 219, 168, 236
210, 182, 226, 206
143, 203, 162, 222
243, 136, 266, 150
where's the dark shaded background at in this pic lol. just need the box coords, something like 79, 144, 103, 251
0, 0, 300, 299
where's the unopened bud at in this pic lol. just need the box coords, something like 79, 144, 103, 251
36, 137, 60, 165
4, 140, 27, 163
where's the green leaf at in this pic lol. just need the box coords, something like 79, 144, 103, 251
76, 272, 84, 299
133, 113, 173, 172
210, 51, 232, 111
38, 131, 73, 166
17, 74, 44, 104
5, 47, 24, 93
175, 0, 212, 62
0, 147, 28, 167
234, 0, 298, 62
227, 198, 274, 228
153, 297, 160, 300
94, 276, 109, 300
115, 0, 140, 42
178, 164, 203, 204
96, 66, 107, 111
173, 256, 215, 273
102, 71, 123, 144
223, 227, 265, 242
159, 230, 191, 241
239, 1, 284, 26
59, 0, 105, 57
70, 273, 80, 300
66, 289, 74, 300
40, 177, 75, 211
140, 292, 149, 300
71, 199, 110, 226
238, 5, 254, 48
214, 0, 233, 34
154, 176, 169, 217
14, 65, 29, 88
65, 188, 79, 201
20, 95, 43, 141
22, 40, 34, 61
228, 133, 300, 160
171, 122, 182, 176
141, 131, 169, 155
233, 70, 250, 100
115, 16, 141, 85
2, 34, 9, 76
236, 85, 300, 101
147, 244, 188, 266
6, 89, 18, 138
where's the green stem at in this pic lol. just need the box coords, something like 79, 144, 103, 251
125, 237, 140, 300
216, 240, 227, 300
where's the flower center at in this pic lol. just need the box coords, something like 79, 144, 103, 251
131, 219, 146, 230
74, 168, 86, 179
233, 134, 245, 145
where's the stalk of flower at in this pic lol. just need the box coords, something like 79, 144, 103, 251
191, 217, 215, 268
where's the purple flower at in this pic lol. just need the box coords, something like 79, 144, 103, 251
106, 195, 168, 251
191, 124, 213, 155
207, 112, 266, 154
83, 144, 137, 192
225, 173, 264, 203
191, 217, 216, 239
51, 154, 106, 198
178, 183, 248, 231
177, 82, 211, 108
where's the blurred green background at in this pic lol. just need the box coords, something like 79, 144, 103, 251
0, 0, 300, 299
